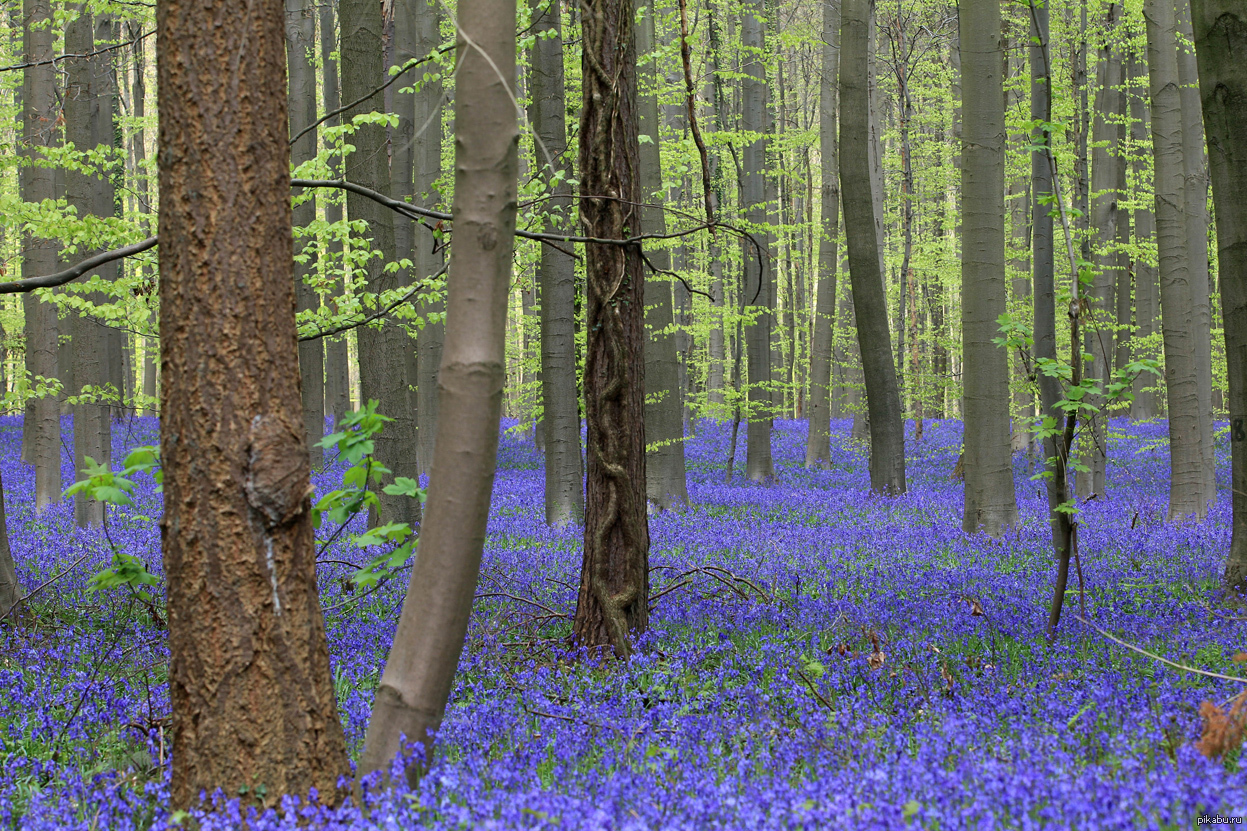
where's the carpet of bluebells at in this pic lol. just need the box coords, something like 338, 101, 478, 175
0, 414, 1244, 829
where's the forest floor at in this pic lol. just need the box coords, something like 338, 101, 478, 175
0, 415, 1243, 829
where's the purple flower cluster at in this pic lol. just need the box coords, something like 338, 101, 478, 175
0, 415, 1243, 829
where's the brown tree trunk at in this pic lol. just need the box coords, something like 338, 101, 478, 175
572, 0, 650, 658
157, 0, 348, 806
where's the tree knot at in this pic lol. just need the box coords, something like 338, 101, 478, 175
244, 414, 311, 529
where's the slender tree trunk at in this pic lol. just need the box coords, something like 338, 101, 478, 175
341, 0, 419, 525
960, 0, 1017, 534
1190, 0, 1247, 598
805, 0, 840, 470
359, 0, 517, 775
98, 15, 123, 421
129, 23, 157, 416
638, 0, 687, 509
1128, 53, 1162, 420
840, 0, 904, 494
65, 6, 109, 529
319, 0, 351, 425
706, 16, 728, 413
157, 0, 348, 805
288, 0, 323, 470
572, 0, 650, 658
0, 470, 19, 618
742, 0, 774, 482
1076, 3, 1122, 500
529, 0, 584, 526
21, 0, 60, 512
1145, 0, 1210, 521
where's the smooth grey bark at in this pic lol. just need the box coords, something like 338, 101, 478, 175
1077, 5, 1123, 500
528, 0, 583, 525
638, 0, 687, 509
1189, 0, 1247, 597
1128, 53, 1162, 420
287, 0, 323, 470
839, 0, 904, 494
1176, 1, 1217, 505
959, 0, 1017, 534
706, 18, 728, 412
97, 16, 123, 421
341, 0, 418, 525
742, 0, 774, 482
359, 0, 517, 777
65, 7, 109, 529
21, 0, 61, 512
1145, 0, 1211, 521
319, 0, 351, 424
805, 0, 840, 470
129, 24, 158, 417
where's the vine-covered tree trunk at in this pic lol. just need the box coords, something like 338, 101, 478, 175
839, 0, 904, 494
21, 0, 60, 512
805, 0, 840, 470
157, 0, 348, 805
959, 0, 1016, 534
638, 0, 688, 510
529, 0, 584, 526
1145, 0, 1211, 521
359, 0, 518, 775
1189, 0, 1247, 598
572, 0, 650, 658
319, 0, 352, 425
341, 0, 418, 524
287, 0, 323, 470
742, 0, 774, 482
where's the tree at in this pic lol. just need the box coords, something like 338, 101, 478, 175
0, 472, 19, 619
21, 0, 61, 513
1189, 0, 1247, 598
320, 0, 352, 424
1145, 0, 1212, 521
638, 0, 688, 510
959, 0, 1017, 534
805, 0, 840, 470
157, 0, 348, 806
359, 0, 518, 777
528, 0, 584, 526
1127, 52, 1162, 421
839, 0, 904, 495
572, 0, 650, 657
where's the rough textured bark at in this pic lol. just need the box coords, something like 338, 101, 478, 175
529, 0, 583, 525
1077, 5, 1122, 500
839, 0, 904, 494
1190, 0, 1247, 597
320, 0, 351, 424
742, 0, 774, 482
959, 0, 1017, 534
1146, 0, 1211, 521
157, 0, 348, 806
21, 0, 60, 512
287, 0, 323, 470
341, 0, 418, 524
805, 0, 840, 470
65, 6, 109, 529
1128, 53, 1162, 420
638, 0, 687, 509
359, 0, 517, 775
572, 0, 650, 657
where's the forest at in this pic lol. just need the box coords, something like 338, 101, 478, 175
0, 0, 1244, 826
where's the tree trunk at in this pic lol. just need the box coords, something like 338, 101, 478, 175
21, 0, 60, 513
97, 15, 124, 422
840, 0, 904, 494
638, 0, 688, 509
742, 0, 774, 482
1145, 0, 1211, 521
0, 470, 19, 619
319, 0, 351, 424
1189, 0, 1247, 598
959, 0, 1017, 534
529, 0, 584, 526
359, 0, 517, 776
129, 23, 157, 416
572, 0, 650, 658
65, 6, 110, 529
288, 0, 323, 470
1128, 52, 1162, 420
805, 0, 840, 470
157, 0, 348, 805
1076, 3, 1122, 500
341, 0, 419, 525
